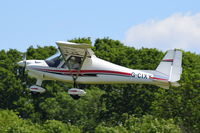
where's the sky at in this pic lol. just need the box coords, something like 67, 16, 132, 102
1, 0, 200, 53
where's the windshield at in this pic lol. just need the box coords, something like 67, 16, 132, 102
45, 51, 61, 61
45, 51, 62, 67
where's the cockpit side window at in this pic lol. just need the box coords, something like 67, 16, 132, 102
67, 56, 82, 70
45, 52, 62, 67
45, 56, 61, 67
45, 52, 83, 69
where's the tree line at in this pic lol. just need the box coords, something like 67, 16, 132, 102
0, 37, 199, 132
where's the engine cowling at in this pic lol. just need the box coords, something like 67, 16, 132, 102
68, 88, 86, 96
30, 85, 46, 93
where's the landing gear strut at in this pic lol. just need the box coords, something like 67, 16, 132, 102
68, 80, 86, 100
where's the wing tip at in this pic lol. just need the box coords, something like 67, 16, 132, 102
56, 41, 76, 45
56, 41, 92, 48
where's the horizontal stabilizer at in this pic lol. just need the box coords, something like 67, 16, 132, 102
156, 84, 169, 89
170, 82, 180, 87
155, 81, 180, 89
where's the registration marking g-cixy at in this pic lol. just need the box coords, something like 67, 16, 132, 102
131, 72, 153, 79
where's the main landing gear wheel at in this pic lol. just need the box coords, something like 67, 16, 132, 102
68, 88, 86, 100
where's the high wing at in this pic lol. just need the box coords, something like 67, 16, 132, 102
56, 41, 95, 71
56, 41, 94, 58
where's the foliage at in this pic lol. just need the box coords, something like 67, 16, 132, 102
151, 51, 200, 132
68, 37, 92, 45
95, 115, 181, 133
43, 120, 80, 133
0, 37, 199, 132
0, 110, 44, 133
124, 115, 181, 133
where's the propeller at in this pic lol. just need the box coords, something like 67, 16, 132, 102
22, 53, 27, 76
22, 53, 28, 85
17, 53, 28, 85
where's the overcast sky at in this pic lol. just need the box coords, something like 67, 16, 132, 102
1, 0, 200, 53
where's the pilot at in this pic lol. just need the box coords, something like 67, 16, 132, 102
71, 57, 81, 70
54, 57, 61, 67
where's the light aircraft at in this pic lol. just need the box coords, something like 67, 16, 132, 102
18, 41, 182, 100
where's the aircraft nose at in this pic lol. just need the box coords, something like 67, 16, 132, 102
17, 61, 25, 67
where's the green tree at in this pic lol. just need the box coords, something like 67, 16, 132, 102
0, 110, 44, 133
0, 38, 199, 132
43, 120, 80, 133
124, 115, 181, 133
151, 51, 200, 132
27, 45, 57, 60
68, 37, 92, 45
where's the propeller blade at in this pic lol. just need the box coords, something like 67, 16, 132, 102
17, 53, 28, 85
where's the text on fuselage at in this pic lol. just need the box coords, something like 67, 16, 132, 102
131, 72, 152, 79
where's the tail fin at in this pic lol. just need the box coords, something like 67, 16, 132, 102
156, 50, 182, 82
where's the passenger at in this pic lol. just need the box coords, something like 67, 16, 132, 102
72, 57, 81, 70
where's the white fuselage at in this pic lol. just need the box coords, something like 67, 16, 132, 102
24, 55, 168, 86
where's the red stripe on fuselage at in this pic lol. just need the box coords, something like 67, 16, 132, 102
162, 59, 173, 62
150, 77, 168, 81
31, 88, 39, 90
32, 68, 132, 76
32, 68, 168, 81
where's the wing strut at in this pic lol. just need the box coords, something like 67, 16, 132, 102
56, 41, 94, 88
73, 50, 88, 87
58, 47, 88, 88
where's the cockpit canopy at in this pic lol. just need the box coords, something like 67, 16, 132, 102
45, 51, 83, 69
